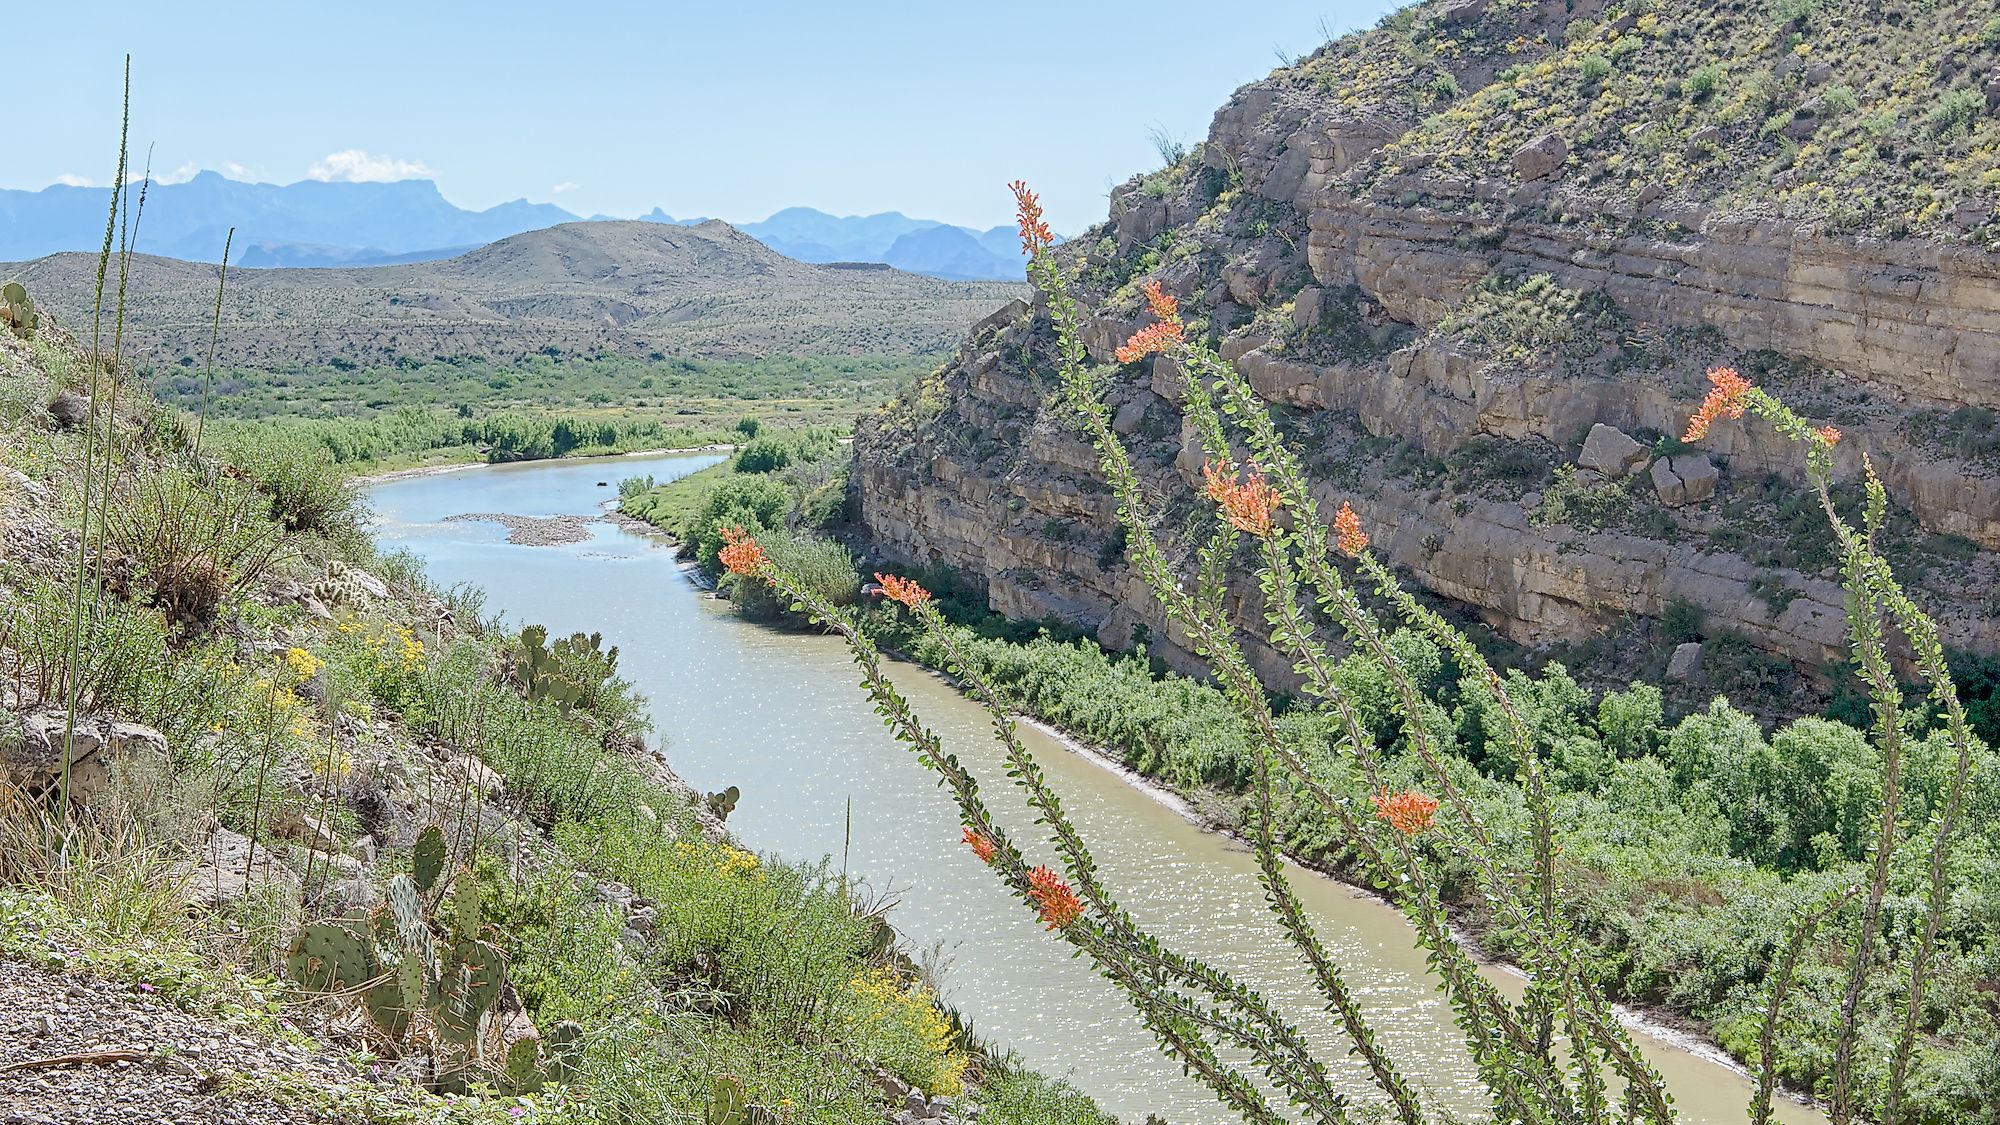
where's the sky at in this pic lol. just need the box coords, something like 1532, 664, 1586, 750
7, 1, 1403, 234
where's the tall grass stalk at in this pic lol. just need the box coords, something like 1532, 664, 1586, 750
193, 227, 233, 460
60, 55, 131, 816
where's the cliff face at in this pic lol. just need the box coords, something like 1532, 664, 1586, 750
856, 0, 2000, 694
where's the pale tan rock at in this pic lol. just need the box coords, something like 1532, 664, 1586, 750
1578, 424, 1647, 476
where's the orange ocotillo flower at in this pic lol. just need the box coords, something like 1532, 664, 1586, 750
1334, 501, 1369, 558
1683, 366, 1753, 442
962, 827, 998, 864
1203, 460, 1281, 537
873, 572, 932, 609
717, 527, 768, 578
1815, 425, 1843, 446
1371, 789, 1440, 836
1116, 280, 1186, 363
1010, 180, 1055, 257
1026, 865, 1084, 930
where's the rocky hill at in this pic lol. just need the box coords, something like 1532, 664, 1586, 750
4, 219, 1024, 371
854, 0, 2000, 703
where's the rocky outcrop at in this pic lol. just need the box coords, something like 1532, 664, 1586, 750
854, 0, 2000, 685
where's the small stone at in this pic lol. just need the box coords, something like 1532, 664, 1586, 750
1666, 641, 1704, 683
1112, 398, 1149, 436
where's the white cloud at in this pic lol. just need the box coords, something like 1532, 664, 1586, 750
55, 173, 98, 187
157, 162, 203, 185
551, 181, 581, 194
307, 149, 434, 183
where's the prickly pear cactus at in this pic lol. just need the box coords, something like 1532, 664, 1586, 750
411, 825, 447, 896
2, 281, 37, 340
543, 1020, 585, 1084
705, 785, 741, 822
707, 1075, 782, 1125
285, 839, 515, 1084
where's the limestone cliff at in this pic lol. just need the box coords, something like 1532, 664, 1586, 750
856, 0, 2000, 700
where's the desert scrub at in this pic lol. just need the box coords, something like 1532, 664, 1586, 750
1435, 272, 1619, 367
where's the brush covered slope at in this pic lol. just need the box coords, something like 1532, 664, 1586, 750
855, 0, 2000, 711
5, 219, 1026, 373
0, 320, 1107, 1123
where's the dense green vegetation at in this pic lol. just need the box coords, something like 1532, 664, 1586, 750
620, 427, 860, 624
159, 352, 927, 426
208, 406, 735, 476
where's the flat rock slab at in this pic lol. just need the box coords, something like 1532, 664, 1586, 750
0, 959, 366, 1123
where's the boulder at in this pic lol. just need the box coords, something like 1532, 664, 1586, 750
1437, 0, 1491, 25
1666, 642, 1704, 683
1578, 424, 1647, 476
1686, 126, 1721, 159
347, 568, 390, 600
0, 712, 168, 803
1293, 286, 1325, 329
179, 828, 300, 908
1636, 182, 1664, 208
1651, 453, 1719, 507
1112, 397, 1150, 436
1513, 134, 1568, 181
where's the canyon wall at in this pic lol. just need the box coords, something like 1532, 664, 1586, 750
856, 0, 2000, 694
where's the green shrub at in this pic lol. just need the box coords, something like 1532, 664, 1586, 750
1687, 63, 1722, 100
1927, 87, 1985, 140
217, 428, 363, 539
726, 534, 861, 623
1580, 54, 1612, 84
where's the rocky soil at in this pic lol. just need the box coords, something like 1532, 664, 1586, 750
853, 0, 2000, 695
0, 960, 354, 1125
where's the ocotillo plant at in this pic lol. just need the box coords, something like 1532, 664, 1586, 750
723, 184, 1979, 1125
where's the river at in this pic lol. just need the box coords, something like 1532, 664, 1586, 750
366, 450, 1823, 1125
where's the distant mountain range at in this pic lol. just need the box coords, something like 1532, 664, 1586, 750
3, 220, 1025, 371
0, 172, 1030, 280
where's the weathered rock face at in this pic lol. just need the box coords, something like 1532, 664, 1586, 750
855, 0, 2000, 688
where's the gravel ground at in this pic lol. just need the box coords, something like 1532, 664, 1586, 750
441, 512, 596, 546
0, 960, 360, 1124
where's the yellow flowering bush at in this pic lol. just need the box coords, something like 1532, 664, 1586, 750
842, 968, 968, 1096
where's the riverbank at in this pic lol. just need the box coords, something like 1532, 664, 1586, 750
351, 442, 737, 487
612, 474, 1818, 1111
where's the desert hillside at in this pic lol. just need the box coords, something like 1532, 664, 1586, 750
6, 219, 1024, 370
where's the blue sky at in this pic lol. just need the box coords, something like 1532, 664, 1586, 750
10, 1, 1401, 233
